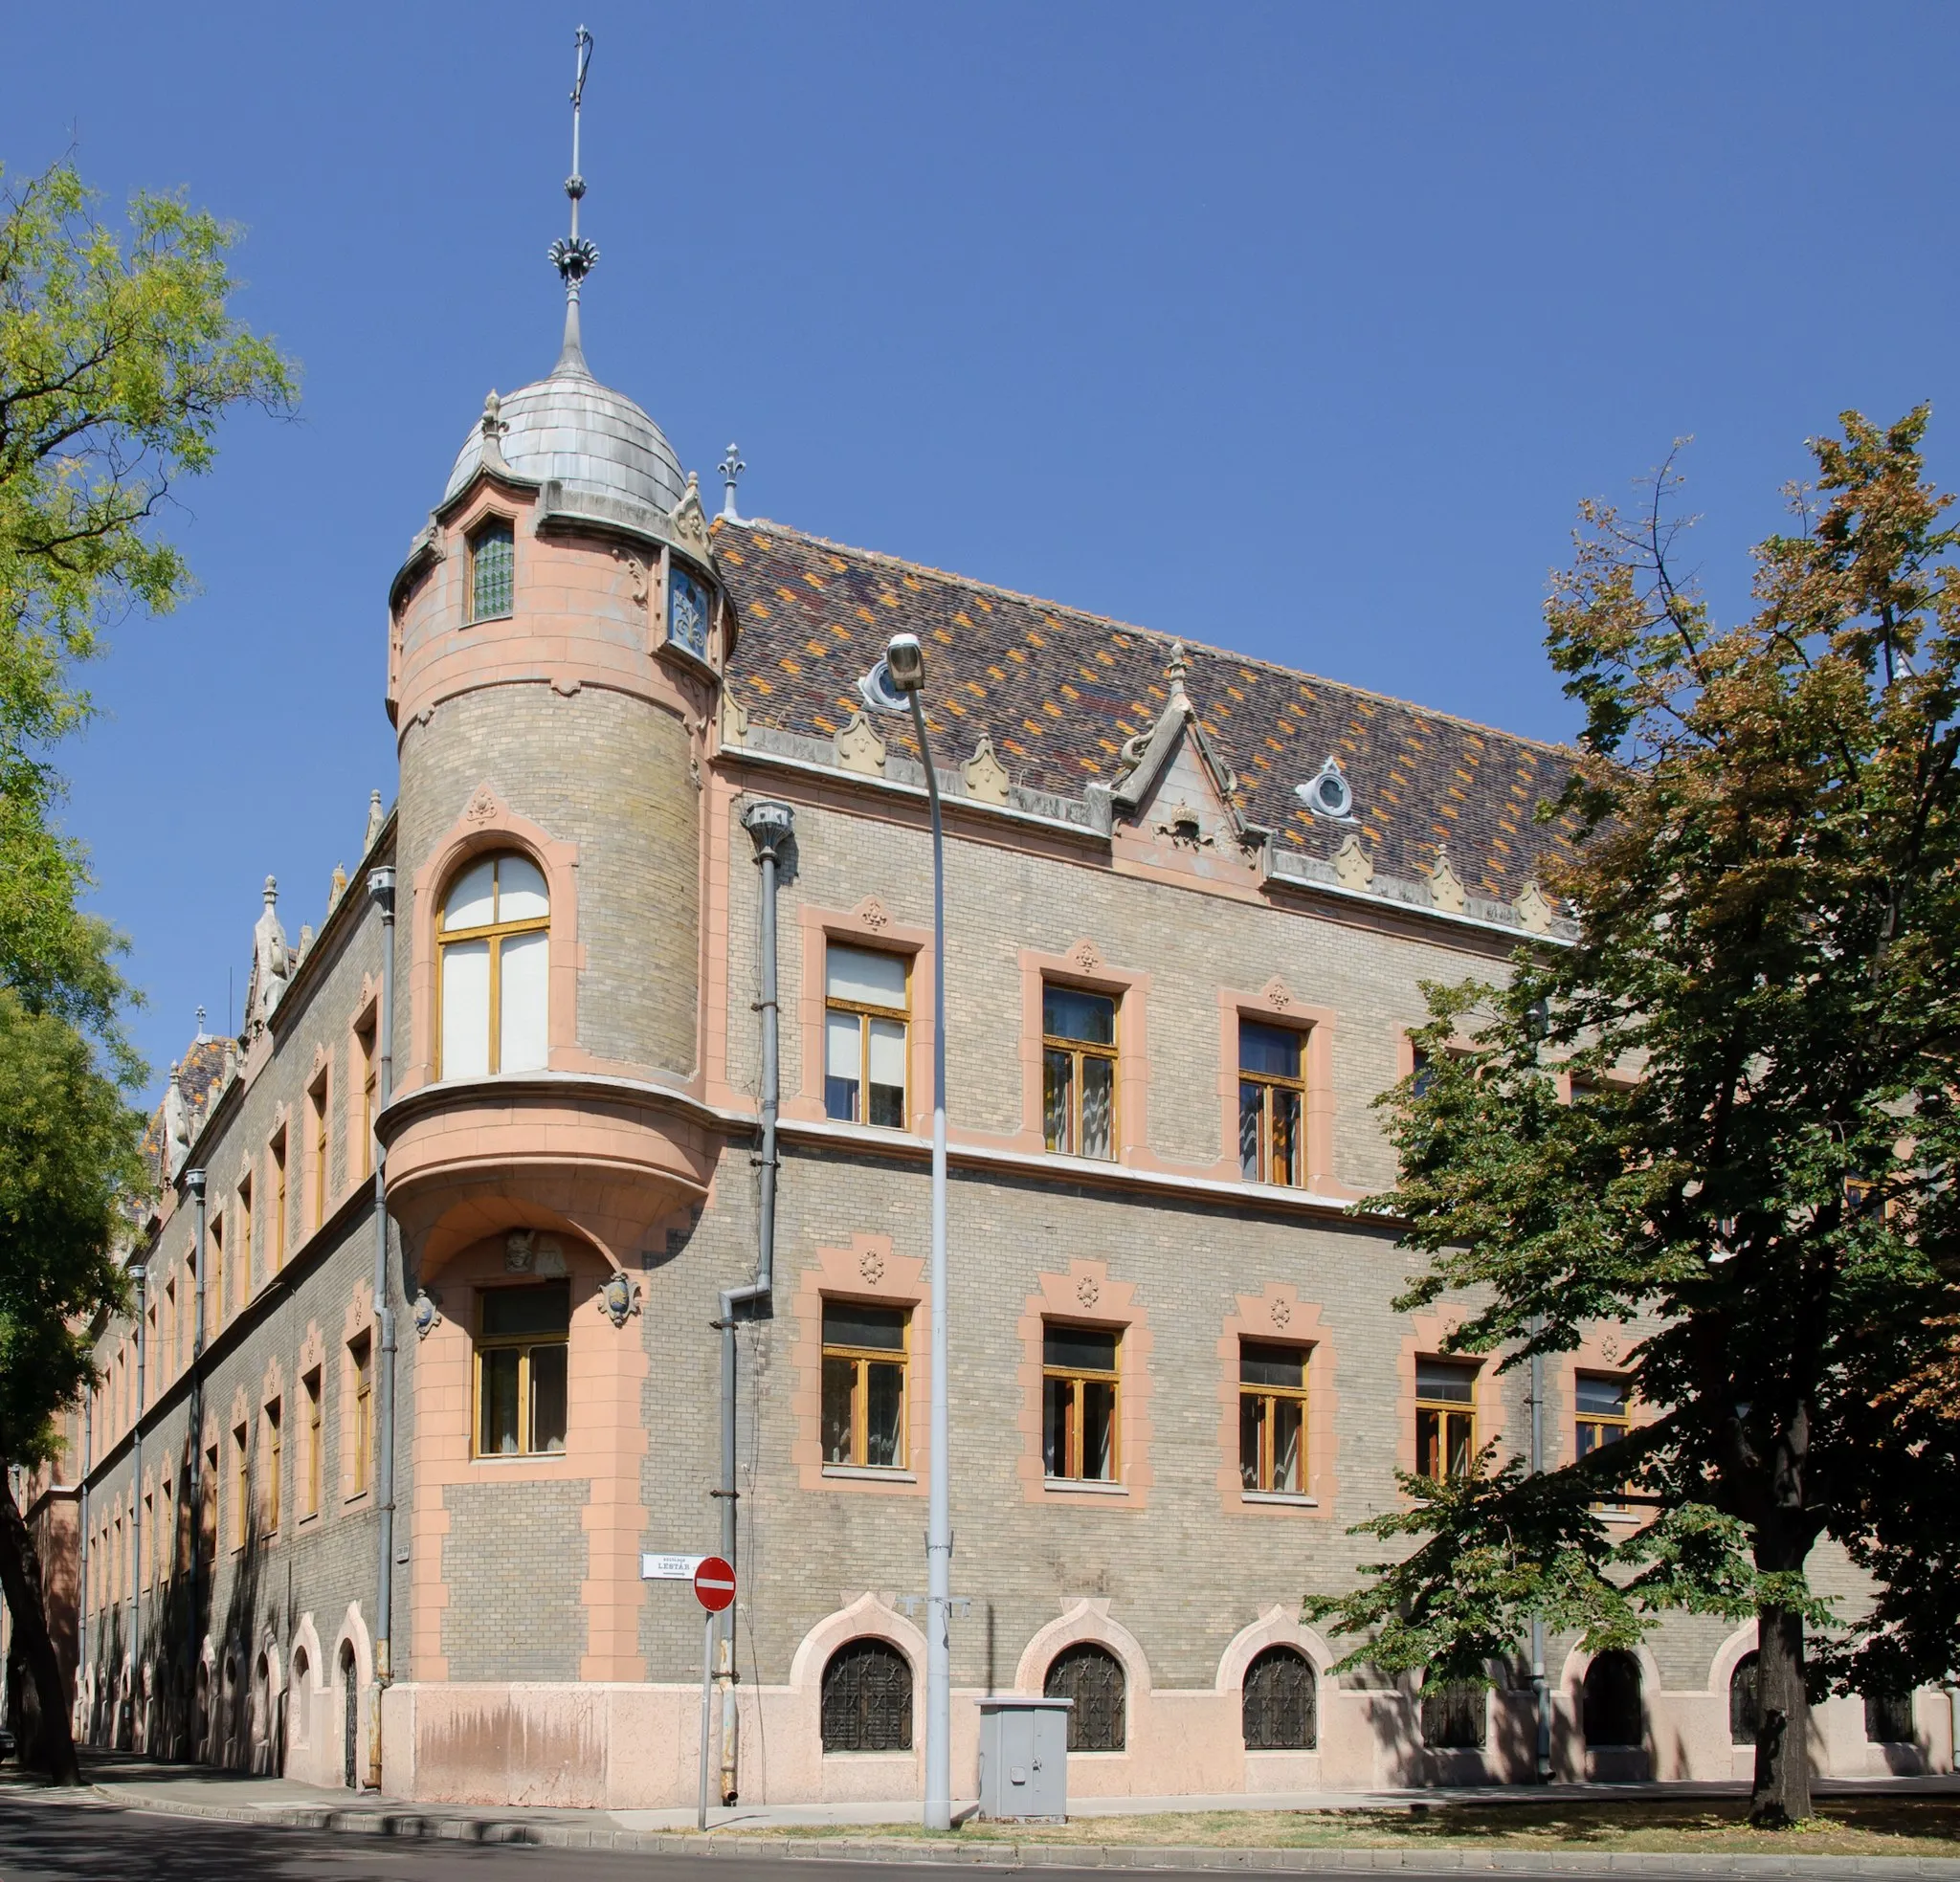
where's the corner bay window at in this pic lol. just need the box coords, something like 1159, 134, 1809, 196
1042, 985, 1116, 1160
1043, 1323, 1119, 1482
1415, 1358, 1478, 1480
476, 1281, 569, 1457
1239, 1020, 1304, 1185
822, 1301, 907, 1470
438, 852, 549, 1078
824, 945, 907, 1128
469, 520, 514, 623
1240, 1340, 1308, 1494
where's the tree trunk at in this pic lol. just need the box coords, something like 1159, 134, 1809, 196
0, 1472, 78, 1783
1749, 1601, 1812, 1826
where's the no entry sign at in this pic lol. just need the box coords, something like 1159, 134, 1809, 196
693, 1555, 736, 1613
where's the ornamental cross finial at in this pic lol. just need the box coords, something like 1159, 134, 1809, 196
719, 443, 746, 521
547, 27, 599, 368
1166, 638, 1190, 700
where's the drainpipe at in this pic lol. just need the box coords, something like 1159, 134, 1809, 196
77, 1382, 91, 1738
128, 1260, 147, 1740
187, 1171, 207, 1745
367, 866, 396, 1790
1529, 1318, 1551, 1782
715, 801, 793, 1806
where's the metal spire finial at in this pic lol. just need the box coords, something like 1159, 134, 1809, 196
547, 25, 599, 373
719, 444, 746, 521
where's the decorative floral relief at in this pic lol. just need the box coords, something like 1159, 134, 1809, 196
1262, 977, 1294, 1011
1269, 1298, 1293, 1330
858, 1247, 886, 1283
463, 785, 501, 826
1076, 1274, 1101, 1308
855, 897, 892, 933
1069, 938, 1102, 973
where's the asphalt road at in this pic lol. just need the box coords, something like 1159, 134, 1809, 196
0, 1794, 1938, 1882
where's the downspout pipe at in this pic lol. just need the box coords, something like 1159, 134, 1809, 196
76, 1386, 91, 1738
187, 1171, 207, 1745
715, 801, 793, 1806
367, 866, 396, 1791
128, 1260, 147, 1740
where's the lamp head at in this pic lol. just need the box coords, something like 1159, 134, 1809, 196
883, 633, 924, 692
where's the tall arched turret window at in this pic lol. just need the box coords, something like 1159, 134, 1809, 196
438, 852, 549, 1077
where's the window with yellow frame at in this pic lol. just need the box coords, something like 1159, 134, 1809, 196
824, 944, 909, 1128
820, 1301, 907, 1469
1239, 1340, 1309, 1493
1414, 1357, 1478, 1480
1042, 985, 1117, 1160
1043, 1323, 1120, 1481
1238, 1020, 1304, 1186
348, 1332, 372, 1496
475, 1282, 570, 1457
437, 852, 550, 1078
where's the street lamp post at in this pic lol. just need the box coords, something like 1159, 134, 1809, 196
861, 633, 951, 1830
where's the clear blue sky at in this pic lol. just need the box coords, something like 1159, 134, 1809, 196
9, 3, 1958, 1100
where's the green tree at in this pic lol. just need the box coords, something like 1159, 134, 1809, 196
1305, 410, 1960, 1827
0, 156, 295, 1779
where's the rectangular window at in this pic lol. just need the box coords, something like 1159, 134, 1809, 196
309, 1074, 330, 1229
1576, 1371, 1631, 1511
1042, 1323, 1120, 1481
270, 1130, 288, 1267
233, 1424, 250, 1550
201, 1445, 217, 1563
209, 1216, 225, 1329
1239, 1341, 1309, 1493
470, 520, 515, 622
474, 1283, 570, 1457
349, 1333, 373, 1495
820, 1302, 907, 1469
159, 1476, 172, 1580
824, 944, 909, 1128
238, 1173, 255, 1285
143, 1491, 154, 1590
1239, 1021, 1304, 1186
302, 1367, 323, 1517
1042, 985, 1117, 1161
1415, 1359, 1479, 1480
357, 1017, 378, 1180
264, 1400, 281, 1537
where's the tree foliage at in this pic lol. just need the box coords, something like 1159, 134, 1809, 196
0, 157, 294, 1047
1305, 410, 1960, 1825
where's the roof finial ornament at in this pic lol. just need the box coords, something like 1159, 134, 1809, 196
719, 443, 746, 521
1166, 639, 1190, 702
194, 1005, 208, 1041
546, 25, 599, 376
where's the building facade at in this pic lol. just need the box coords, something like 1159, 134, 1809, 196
15, 234, 1955, 1807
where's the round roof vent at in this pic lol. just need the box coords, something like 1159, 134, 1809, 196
1296, 756, 1356, 822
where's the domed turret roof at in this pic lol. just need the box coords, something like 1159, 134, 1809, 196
444, 348, 687, 516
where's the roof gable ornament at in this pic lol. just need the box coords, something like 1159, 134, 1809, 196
478, 391, 512, 476
242, 875, 292, 1037
961, 735, 1010, 806
668, 472, 712, 561
835, 710, 887, 777
1514, 879, 1552, 934
1333, 830, 1374, 891
1428, 846, 1467, 915
718, 444, 745, 522
1109, 638, 1264, 854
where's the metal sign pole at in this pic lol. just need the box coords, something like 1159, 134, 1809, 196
698, 1607, 715, 1831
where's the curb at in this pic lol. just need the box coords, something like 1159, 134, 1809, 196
71, 1785, 1960, 1877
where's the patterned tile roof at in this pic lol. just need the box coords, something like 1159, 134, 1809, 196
714, 522, 1581, 902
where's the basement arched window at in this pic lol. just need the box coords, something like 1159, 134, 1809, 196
1046, 1642, 1126, 1751
1242, 1646, 1317, 1749
1583, 1650, 1643, 1748
1728, 1651, 1760, 1745
820, 1638, 913, 1752
438, 852, 549, 1078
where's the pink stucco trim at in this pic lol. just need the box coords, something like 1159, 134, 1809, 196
1395, 1309, 1507, 1480
1014, 942, 1152, 1162
1014, 1258, 1154, 1510
1214, 1288, 1339, 1519
1213, 986, 1348, 1195
789, 901, 935, 1133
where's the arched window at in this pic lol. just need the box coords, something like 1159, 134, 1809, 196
1420, 1676, 1485, 1749
339, 1642, 359, 1788
1728, 1650, 1759, 1745
1583, 1650, 1643, 1748
819, 1637, 912, 1752
1242, 1646, 1317, 1750
469, 520, 514, 623
438, 852, 549, 1077
1045, 1642, 1125, 1751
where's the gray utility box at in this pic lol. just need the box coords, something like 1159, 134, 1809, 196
977, 1696, 1072, 1822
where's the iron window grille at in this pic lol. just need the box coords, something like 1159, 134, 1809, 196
1420, 1677, 1485, 1749
1042, 985, 1117, 1160
819, 1638, 913, 1752
824, 945, 909, 1128
1239, 1341, 1309, 1494
821, 1301, 907, 1470
469, 520, 514, 623
1728, 1652, 1760, 1745
1414, 1358, 1478, 1480
1241, 1646, 1317, 1749
1582, 1650, 1643, 1748
1043, 1323, 1120, 1482
1046, 1642, 1125, 1751
1865, 1689, 1915, 1744
474, 1282, 570, 1457
1238, 1020, 1304, 1185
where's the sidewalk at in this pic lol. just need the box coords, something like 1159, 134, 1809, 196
9, 1754, 1959, 1874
